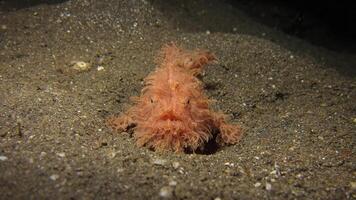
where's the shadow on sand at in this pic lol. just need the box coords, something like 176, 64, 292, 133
0, 0, 69, 11
149, 0, 356, 77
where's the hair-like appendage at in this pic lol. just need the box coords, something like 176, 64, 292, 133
108, 43, 242, 152
156, 43, 216, 75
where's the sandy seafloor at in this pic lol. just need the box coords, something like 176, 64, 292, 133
0, 0, 355, 199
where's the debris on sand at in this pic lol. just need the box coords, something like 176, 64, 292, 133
0, 155, 8, 161
71, 61, 91, 72
159, 186, 173, 198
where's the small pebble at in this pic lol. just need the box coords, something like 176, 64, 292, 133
169, 180, 177, 186
265, 183, 272, 191
206, 30, 211, 35
254, 182, 261, 187
224, 162, 234, 167
152, 158, 167, 166
350, 182, 356, 189
320, 103, 327, 107
0, 155, 8, 161
172, 162, 180, 169
57, 152, 66, 158
109, 151, 117, 159
97, 66, 104, 71
214, 197, 222, 200
159, 186, 173, 198
50, 174, 59, 181
353, 118, 356, 123
178, 168, 185, 174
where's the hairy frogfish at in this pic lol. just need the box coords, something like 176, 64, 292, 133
108, 43, 242, 153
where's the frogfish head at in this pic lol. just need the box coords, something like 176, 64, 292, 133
145, 97, 194, 134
